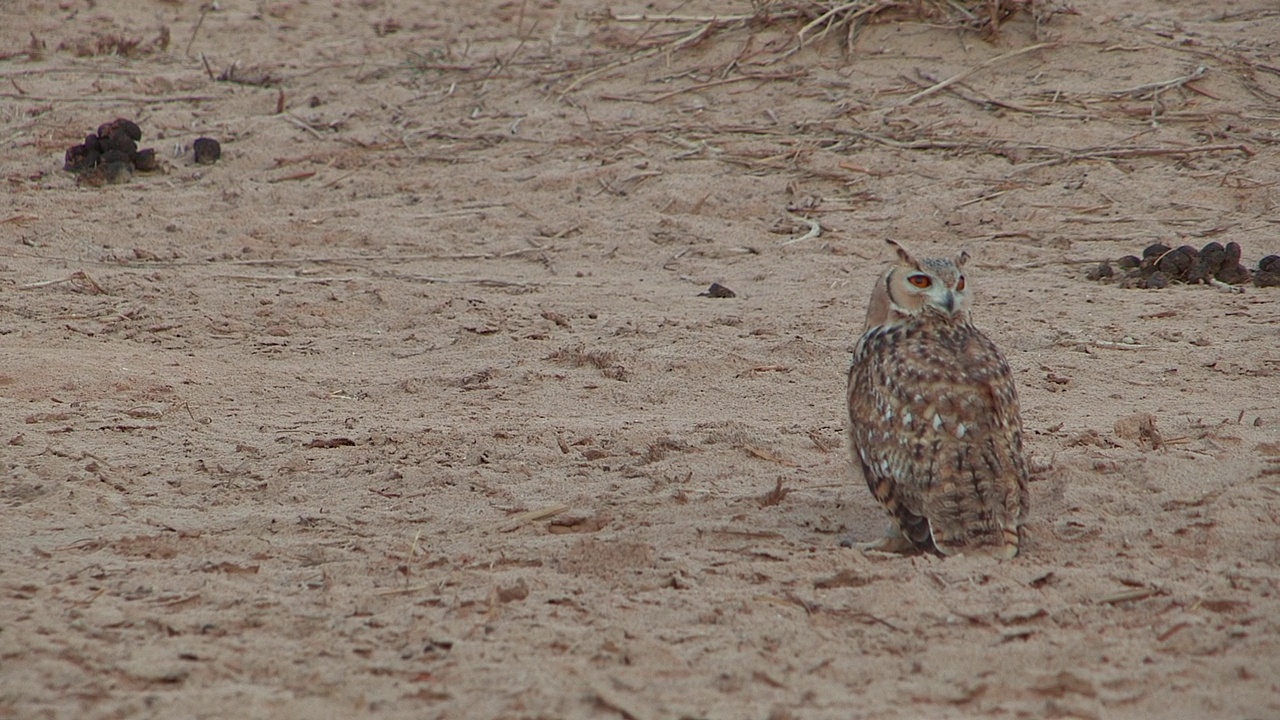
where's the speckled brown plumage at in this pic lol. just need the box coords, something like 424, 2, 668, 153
847, 240, 1029, 558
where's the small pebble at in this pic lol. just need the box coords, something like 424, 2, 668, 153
699, 282, 736, 298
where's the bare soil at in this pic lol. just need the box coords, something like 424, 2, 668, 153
2, 1, 1279, 718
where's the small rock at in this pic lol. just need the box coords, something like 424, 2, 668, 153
1115, 412, 1162, 450
496, 578, 529, 603
698, 282, 736, 298
122, 646, 191, 684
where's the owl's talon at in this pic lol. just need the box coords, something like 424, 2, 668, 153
843, 530, 919, 555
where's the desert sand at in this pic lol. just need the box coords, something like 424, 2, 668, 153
2, 1, 1279, 718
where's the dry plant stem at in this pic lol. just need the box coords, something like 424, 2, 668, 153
18, 271, 104, 294
1099, 587, 1158, 604
186, 3, 211, 57
0, 93, 216, 103
1208, 278, 1245, 293
1091, 340, 1152, 350
610, 12, 764, 24
1107, 65, 1207, 99
560, 20, 720, 97
499, 504, 571, 532
796, 1, 891, 51
603, 71, 805, 103
1007, 143, 1252, 175
782, 214, 821, 245
284, 114, 326, 140
902, 42, 1056, 106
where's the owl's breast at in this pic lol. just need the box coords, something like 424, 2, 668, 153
850, 317, 1013, 443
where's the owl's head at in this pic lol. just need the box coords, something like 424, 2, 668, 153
864, 239, 971, 328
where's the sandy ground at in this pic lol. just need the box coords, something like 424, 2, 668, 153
2, 1, 1280, 718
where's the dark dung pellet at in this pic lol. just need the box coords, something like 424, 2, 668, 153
1223, 241, 1242, 266
100, 133, 138, 160
63, 144, 99, 172
100, 149, 131, 165
133, 148, 158, 172
101, 161, 133, 185
98, 118, 142, 142
1144, 271, 1170, 289
1185, 258, 1213, 284
1086, 262, 1114, 281
1156, 247, 1194, 278
1116, 255, 1141, 271
1216, 263, 1251, 285
1142, 243, 1171, 259
1259, 255, 1280, 274
192, 137, 221, 165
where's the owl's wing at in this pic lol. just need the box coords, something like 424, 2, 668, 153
846, 331, 936, 549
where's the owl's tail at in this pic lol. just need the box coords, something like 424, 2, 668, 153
930, 514, 1023, 559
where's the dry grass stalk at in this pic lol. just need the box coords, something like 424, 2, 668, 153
565, 1, 1032, 95
18, 270, 105, 294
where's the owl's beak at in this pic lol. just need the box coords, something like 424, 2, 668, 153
941, 291, 956, 314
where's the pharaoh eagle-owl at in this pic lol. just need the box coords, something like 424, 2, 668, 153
846, 240, 1029, 558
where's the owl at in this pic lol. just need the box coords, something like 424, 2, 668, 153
846, 240, 1029, 558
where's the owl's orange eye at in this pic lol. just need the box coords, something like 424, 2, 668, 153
908, 274, 932, 288
956, 276, 966, 291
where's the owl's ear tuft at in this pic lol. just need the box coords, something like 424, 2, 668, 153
955, 249, 971, 268
885, 239, 920, 269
